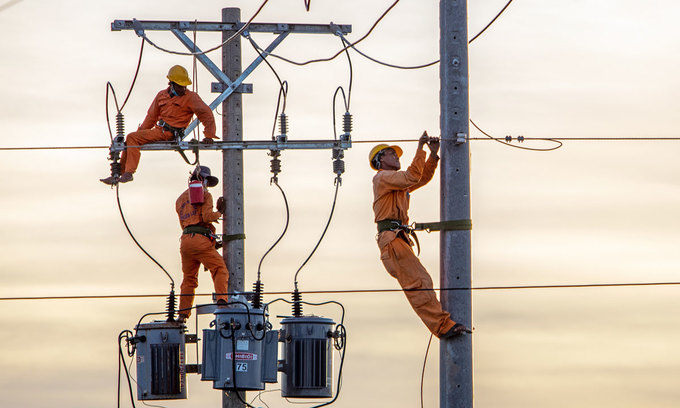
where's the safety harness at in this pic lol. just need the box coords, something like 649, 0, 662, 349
158, 119, 199, 165
183, 225, 219, 244
376, 218, 473, 256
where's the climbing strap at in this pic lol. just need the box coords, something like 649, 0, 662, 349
222, 233, 246, 242
413, 219, 472, 232
376, 219, 421, 256
183, 225, 213, 236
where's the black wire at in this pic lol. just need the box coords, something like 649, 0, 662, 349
136, 0, 269, 57
116, 184, 174, 286
420, 334, 433, 408
256, 180, 290, 282
332, 86, 348, 140
265, 0, 401, 66
341, 34, 439, 70
340, 35, 353, 110
118, 331, 137, 408
470, 118, 563, 151
7, 281, 680, 302
120, 39, 145, 112
293, 179, 341, 287
4, 136, 680, 152
469, 0, 514, 44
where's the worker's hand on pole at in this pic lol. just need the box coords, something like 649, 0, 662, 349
418, 131, 429, 150
427, 137, 440, 156
216, 196, 226, 214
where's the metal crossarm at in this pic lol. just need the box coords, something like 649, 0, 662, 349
109, 139, 352, 152
111, 18, 351, 142
111, 20, 351, 35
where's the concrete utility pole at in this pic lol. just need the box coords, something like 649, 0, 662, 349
440, 0, 473, 407
222, 7, 245, 408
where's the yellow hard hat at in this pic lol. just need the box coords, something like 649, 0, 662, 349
368, 143, 402, 170
167, 65, 192, 87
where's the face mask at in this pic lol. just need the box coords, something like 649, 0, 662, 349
170, 85, 179, 97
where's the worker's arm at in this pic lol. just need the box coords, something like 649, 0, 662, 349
408, 137, 440, 192
201, 191, 222, 223
190, 94, 217, 140
139, 91, 162, 130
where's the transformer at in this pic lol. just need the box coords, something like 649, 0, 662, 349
279, 316, 336, 398
134, 320, 187, 400
201, 303, 278, 390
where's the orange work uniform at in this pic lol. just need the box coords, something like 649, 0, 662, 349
176, 188, 228, 317
120, 88, 217, 174
373, 149, 456, 338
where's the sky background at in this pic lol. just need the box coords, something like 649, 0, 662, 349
2, 0, 680, 407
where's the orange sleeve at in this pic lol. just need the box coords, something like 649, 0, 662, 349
191, 93, 217, 139
201, 192, 222, 223
375, 150, 426, 191
408, 153, 439, 192
140, 91, 162, 130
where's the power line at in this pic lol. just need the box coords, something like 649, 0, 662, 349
4, 281, 680, 301
4, 135, 680, 152
136, 0, 269, 57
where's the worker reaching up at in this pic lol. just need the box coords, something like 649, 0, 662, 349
101, 65, 217, 185
175, 166, 229, 321
370, 132, 471, 338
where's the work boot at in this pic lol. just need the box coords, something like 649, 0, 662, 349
118, 172, 134, 183
100, 175, 117, 185
442, 323, 472, 339
177, 314, 188, 323
216, 298, 228, 308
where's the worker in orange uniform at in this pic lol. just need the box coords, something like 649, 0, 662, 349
101, 65, 217, 185
175, 166, 229, 321
370, 131, 471, 338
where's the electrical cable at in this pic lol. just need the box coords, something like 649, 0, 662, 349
340, 35, 353, 110
6, 135, 680, 152
135, 0, 268, 57
245, 34, 289, 140
470, 118, 563, 151
340, 34, 439, 70
469, 0, 514, 44
263, 0, 401, 66
116, 184, 174, 286
332, 86, 348, 140
256, 180, 290, 282
118, 330, 137, 408
420, 334, 433, 408
293, 180, 341, 287
8, 280, 680, 302
119, 39, 145, 112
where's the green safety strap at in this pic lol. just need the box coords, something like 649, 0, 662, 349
222, 233, 246, 242
413, 219, 472, 232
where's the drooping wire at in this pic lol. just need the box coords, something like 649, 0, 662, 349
420, 334, 434, 408
256, 180, 290, 283
470, 118, 563, 152
116, 184, 174, 286
469, 0, 514, 44
332, 87, 348, 140
135, 0, 269, 57
334, 0, 513, 70
263, 0, 401, 66
245, 34, 288, 140
293, 180, 341, 287
118, 330, 137, 408
119, 38, 145, 112
339, 35, 353, 110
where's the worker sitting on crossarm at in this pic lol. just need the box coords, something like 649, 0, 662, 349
101, 65, 217, 185
370, 132, 471, 338
175, 165, 229, 321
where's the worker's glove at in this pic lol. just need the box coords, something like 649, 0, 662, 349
216, 196, 226, 214
201, 137, 214, 144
